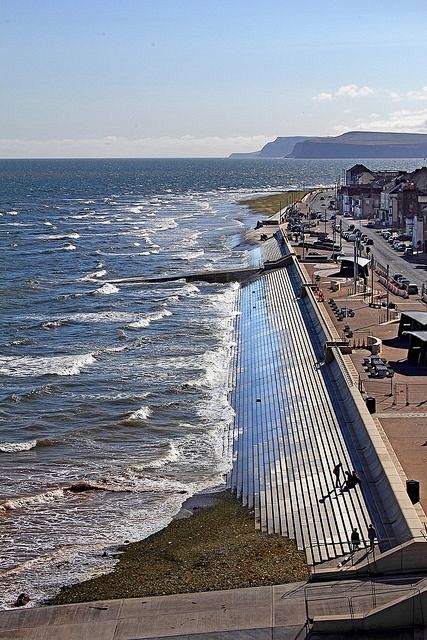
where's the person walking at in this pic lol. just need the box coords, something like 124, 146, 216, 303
351, 527, 360, 552
344, 470, 354, 490
351, 470, 361, 487
367, 524, 377, 552
332, 462, 342, 488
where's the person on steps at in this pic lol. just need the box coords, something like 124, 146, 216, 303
367, 524, 377, 552
332, 462, 342, 488
351, 527, 360, 552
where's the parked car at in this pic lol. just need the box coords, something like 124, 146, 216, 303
366, 238, 374, 245
406, 284, 419, 295
404, 247, 413, 256
393, 273, 403, 282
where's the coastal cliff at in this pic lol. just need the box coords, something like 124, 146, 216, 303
229, 131, 427, 159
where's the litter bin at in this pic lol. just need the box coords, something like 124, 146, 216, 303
366, 397, 376, 414
406, 480, 420, 504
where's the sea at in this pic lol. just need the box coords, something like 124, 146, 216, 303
0, 157, 421, 607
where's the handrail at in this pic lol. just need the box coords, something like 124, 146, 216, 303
331, 345, 354, 387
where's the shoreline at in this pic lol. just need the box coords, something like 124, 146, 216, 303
46, 194, 301, 607
48, 489, 307, 606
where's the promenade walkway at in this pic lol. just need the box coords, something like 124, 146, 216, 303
228, 262, 388, 564
3, 574, 425, 638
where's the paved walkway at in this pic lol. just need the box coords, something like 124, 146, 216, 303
2, 576, 425, 639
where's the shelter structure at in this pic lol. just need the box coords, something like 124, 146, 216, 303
338, 256, 370, 278
398, 311, 427, 338
405, 331, 427, 366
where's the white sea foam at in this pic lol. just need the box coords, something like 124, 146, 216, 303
79, 269, 107, 281
143, 443, 180, 468
180, 283, 200, 297
63, 243, 76, 251
93, 283, 119, 295
140, 233, 159, 248
198, 201, 210, 210
41, 319, 67, 329
0, 353, 96, 377
176, 249, 205, 260
67, 311, 135, 324
152, 217, 177, 231
127, 308, 172, 329
0, 440, 37, 453
127, 406, 152, 421
43, 221, 53, 226
42, 233, 80, 240
0, 488, 65, 512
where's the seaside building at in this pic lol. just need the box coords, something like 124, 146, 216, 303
338, 164, 427, 251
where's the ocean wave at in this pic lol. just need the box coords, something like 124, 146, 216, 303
180, 283, 200, 297
6, 337, 32, 347
65, 311, 135, 324
152, 218, 177, 231
126, 405, 152, 422
41, 319, 68, 330
41, 233, 80, 240
0, 353, 96, 377
63, 243, 76, 251
126, 308, 172, 329
140, 233, 159, 248
176, 249, 205, 260
143, 443, 180, 468
0, 488, 65, 512
7, 384, 56, 403
93, 283, 119, 295
79, 269, 107, 281
0, 440, 37, 453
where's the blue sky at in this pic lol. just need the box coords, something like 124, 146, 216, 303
2, 0, 427, 157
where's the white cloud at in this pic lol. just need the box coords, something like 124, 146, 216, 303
335, 84, 374, 98
312, 92, 333, 102
333, 108, 427, 134
390, 86, 427, 102
313, 84, 374, 101
0, 134, 272, 158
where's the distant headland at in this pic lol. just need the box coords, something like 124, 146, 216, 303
229, 131, 427, 159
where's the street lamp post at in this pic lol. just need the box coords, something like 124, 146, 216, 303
386, 264, 390, 322
302, 224, 305, 261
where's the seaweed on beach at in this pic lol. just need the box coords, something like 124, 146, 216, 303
49, 492, 308, 605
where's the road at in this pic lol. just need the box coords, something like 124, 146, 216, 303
302, 189, 427, 292
341, 220, 427, 292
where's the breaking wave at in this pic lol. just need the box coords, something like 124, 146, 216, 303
0, 440, 37, 453
126, 308, 172, 329
0, 353, 96, 377
93, 283, 119, 295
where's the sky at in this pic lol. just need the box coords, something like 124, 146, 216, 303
2, 0, 427, 158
